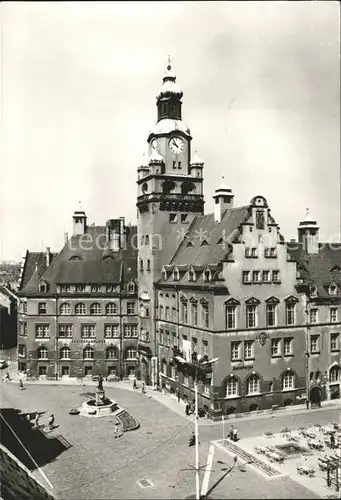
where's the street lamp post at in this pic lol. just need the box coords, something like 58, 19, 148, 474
176, 352, 219, 500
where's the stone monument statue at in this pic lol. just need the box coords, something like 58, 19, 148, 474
95, 374, 105, 406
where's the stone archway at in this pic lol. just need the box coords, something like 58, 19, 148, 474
310, 386, 322, 407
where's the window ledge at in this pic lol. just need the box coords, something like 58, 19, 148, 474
331, 349, 340, 353
231, 358, 243, 363
224, 395, 241, 400
283, 354, 294, 358
282, 388, 295, 392
245, 357, 255, 361
310, 351, 320, 355
245, 392, 262, 397
271, 354, 282, 359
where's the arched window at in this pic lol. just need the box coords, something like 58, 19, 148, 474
127, 282, 135, 293
60, 303, 71, 315
60, 347, 71, 360
188, 269, 196, 282
247, 374, 260, 394
282, 370, 295, 390
329, 283, 338, 296
226, 376, 239, 397
75, 303, 86, 315
142, 182, 148, 193
310, 284, 317, 297
162, 361, 167, 375
329, 365, 340, 383
125, 349, 137, 360
106, 303, 117, 315
37, 346, 48, 359
83, 346, 94, 359
106, 346, 118, 360
90, 303, 101, 315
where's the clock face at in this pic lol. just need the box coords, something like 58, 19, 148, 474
150, 139, 158, 150
169, 137, 185, 155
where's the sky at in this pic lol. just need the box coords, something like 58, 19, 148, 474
1, 1, 340, 261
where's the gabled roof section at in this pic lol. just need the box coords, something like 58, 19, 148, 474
170, 206, 250, 266
19, 251, 56, 292
19, 224, 137, 295
287, 241, 341, 297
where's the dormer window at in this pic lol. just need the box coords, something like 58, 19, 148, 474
310, 284, 318, 297
161, 268, 168, 280
188, 268, 196, 282
39, 282, 48, 293
173, 268, 180, 281
127, 282, 135, 293
203, 269, 211, 282
201, 240, 209, 247
329, 283, 338, 296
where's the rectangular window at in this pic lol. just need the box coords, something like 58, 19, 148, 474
310, 308, 318, 324
38, 303, 47, 315
201, 303, 209, 328
252, 271, 260, 283
330, 332, 340, 351
145, 235, 149, 246
272, 270, 280, 282
251, 247, 257, 257
104, 324, 119, 338
231, 341, 241, 361
172, 333, 178, 348
75, 285, 86, 292
270, 247, 276, 257
262, 270, 270, 283
81, 325, 95, 338
22, 301, 27, 314
139, 259, 143, 271
286, 303, 296, 326
256, 210, 265, 229
244, 340, 254, 359
35, 324, 50, 338
159, 329, 164, 345
19, 322, 27, 336
191, 302, 198, 326
172, 307, 177, 321
147, 260, 151, 271
124, 325, 138, 338
183, 374, 189, 386
169, 213, 177, 223
242, 271, 250, 283
127, 302, 135, 315
166, 330, 171, 346
283, 338, 293, 356
266, 304, 277, 327
38, 366, 47, 376
182, 302, 188, 324
58, 324, 73, 338
202, 340, 208, 356
159, 305, 164, 319
60, 286, 70, 293
271, 338, 281, 356
181, 214, 188, 223
330, 308, 338, 323
165, 306, 170, 320
171, 366, 176, 379
225, 305, 236, 329
246, 305, 257, 328
310, 334, 320, 353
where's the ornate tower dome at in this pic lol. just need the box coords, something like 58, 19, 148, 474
156, 59, 183, 101
297, 208, 319, 254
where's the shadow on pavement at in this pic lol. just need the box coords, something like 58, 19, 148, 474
0, 407, 72, 470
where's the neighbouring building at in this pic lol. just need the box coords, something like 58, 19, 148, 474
16, 211, 138, 380
0, 286, 18, 350
136, 61, 341, 417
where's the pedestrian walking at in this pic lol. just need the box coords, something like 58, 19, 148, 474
133, 378, 137, 389
229, 425, 234, 440
19, 379, 24, 390
141, 382, 146, 394
114, 421, 120, 438
330, 432, 335, 449
48, 414, 55, 430
35, 414, 40, 428
177, 390, 180, 403
5, 372, 10, 382
185, 403, 190, 416
233, 426, 238, 442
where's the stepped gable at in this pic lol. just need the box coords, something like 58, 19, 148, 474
19, 225, 137, 295
170, 205, 250, 267
287, 241, 341, 297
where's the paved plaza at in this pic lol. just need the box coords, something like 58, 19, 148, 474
0, 377, 340, 499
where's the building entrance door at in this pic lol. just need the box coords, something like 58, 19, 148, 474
310, 386, 322, 407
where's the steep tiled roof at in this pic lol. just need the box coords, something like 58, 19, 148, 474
170, 206, 250, 266
19, 225, 137, 296
287, 242, 341, 298
19, 252, 56, 291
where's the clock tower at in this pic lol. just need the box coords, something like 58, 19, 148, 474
136, 60, 204, 385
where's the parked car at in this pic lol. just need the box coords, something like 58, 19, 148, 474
0, 360, 9, 369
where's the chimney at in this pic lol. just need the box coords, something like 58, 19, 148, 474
64, 232, 69, 245
213, 177, 234, 223
119, 217, 126, 250
72, 202, 87, 236
46, 247, 51, 267
107, 219, 120, 252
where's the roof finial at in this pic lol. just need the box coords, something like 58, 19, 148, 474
222, 175, 225, 181
167, 54, 171, 71
305, 207, 309, 217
